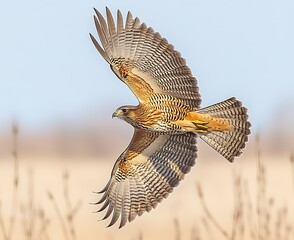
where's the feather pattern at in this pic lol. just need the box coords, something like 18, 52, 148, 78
90, 7, 201, 110
90, 8, 251, 229
197, 97, 251, 162
95, 130, 197, 228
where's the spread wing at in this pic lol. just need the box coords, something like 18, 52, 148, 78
90, 7, 201, 109
94, 130, 197, 228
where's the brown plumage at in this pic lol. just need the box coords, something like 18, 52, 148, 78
90, 7, 251, 228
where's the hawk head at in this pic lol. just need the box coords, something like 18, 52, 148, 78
112, 105, 138, 122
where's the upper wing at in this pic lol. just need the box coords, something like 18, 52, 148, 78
94, 129, 197, 228
90, 7, 201, 109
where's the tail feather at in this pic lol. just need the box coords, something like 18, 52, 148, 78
197, 97, 251, 162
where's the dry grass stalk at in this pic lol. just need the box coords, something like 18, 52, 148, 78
196, 183, 230, 239
18, 162, 54, 240
255, 132, 276, 240
62, 171, 82, 240
243, 180, 257, 240
36, 208, 50, 240
275, 208, 284, 240
266, 197, 274, 240
290, 154, 294, 193
231, 173, 244, 240
0, 123, 20, 240
201, 217, 213, 240
20, 169, 51, 240
21, 169, 37, 240
48, 171, 81, 240
8, 123, 19, 239
138, 231, 143, 240
191, 224, 201, 240
47, 191, 70, 240
279, 206, 291, 240
174, 218, 181, 240
255, 133, 265, 240
0, 202, 8, 240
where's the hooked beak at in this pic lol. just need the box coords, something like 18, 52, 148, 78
112, 109, 119, 118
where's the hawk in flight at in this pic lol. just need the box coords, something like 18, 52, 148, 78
90, 7, 251, 228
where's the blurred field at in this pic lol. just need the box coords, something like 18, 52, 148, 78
0, 126, 294, 240
1, 2, 294, 239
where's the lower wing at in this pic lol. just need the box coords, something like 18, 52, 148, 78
94, 129, 197, 228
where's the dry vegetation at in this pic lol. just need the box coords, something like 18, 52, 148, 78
0, 124, 293, 240
194, 134, 294, 240
0, 124, 81, 240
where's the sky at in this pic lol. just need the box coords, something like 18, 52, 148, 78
1, 0, 294, 133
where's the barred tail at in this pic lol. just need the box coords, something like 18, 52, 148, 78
197, 97, 251, 162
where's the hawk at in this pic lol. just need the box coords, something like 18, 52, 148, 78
90, 7, 251, 228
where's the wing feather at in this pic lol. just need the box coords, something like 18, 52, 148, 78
107, 183, 123, 227
102, 202, 113, 220
105, 7, 118, 57
117, 10, 124, 34
95, 8, 109, 40
106, 7, 116, 36
91, 8, 201, 109
93, 10, 109, 52
119, 179, 130, 228
94, 129, 197, 227
90, 25, 110, 63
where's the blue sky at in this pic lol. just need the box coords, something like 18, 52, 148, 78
1, 0, 293, 133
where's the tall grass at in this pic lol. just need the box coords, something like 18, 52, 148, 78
0, 125, 293, 239
291, 154, 294, 193
195, 133, 294, 240
47, 171, 82, 240
0, 123, 19, 240
0, 124, 81, 240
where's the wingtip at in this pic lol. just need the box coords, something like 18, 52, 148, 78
93, 7, 100, 16
118, 221, 126, 229
89, 198, 104, 205
93, 7, 99, 16
117, 9, 122, 18
89, 32, 97, 45
126, 11, 133, 21
89, 32, 94, 39
92, 190, 99, 194
106, 222, 114, 228
105, 7, 112, 20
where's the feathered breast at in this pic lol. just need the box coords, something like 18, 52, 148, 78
133, 105, 162, 129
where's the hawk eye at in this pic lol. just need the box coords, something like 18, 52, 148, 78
122, 108, 128, 113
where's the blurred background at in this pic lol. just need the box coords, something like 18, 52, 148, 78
0, 0, 294, 239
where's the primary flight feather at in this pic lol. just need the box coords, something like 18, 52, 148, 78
90, 7, 251, 228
